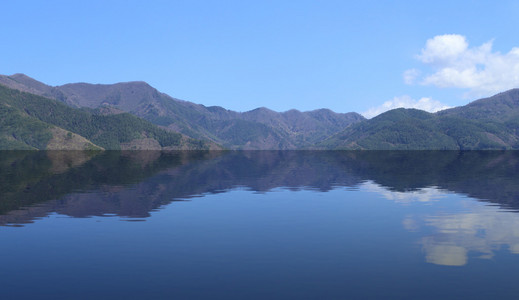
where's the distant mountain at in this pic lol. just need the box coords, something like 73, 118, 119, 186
320, 89, 519, 150
3, 73, 519, 150
0, 85, 213, 150
0, 74, 364, 149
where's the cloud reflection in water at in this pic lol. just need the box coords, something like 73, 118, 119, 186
363, 181, 519, 266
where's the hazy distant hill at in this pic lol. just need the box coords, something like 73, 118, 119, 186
320, 89, 519, 150
0, 74, 364, 149
0, 85, 213, 150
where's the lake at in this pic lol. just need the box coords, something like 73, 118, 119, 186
1, 150, 519, 299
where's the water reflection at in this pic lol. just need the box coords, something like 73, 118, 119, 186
421, 205, 519, 266
2, 150, 519, 221
363, 181, 519, 266
2, 150, 519, 267
361, 181, 448, 204
0, 150, 222, 224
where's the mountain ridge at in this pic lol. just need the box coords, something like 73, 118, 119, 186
0, 74, 364, 149
319, 94, 519, 150
1, 73, 519, 150
0, 84, 214, 150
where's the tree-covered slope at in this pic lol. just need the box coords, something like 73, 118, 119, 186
0, 85, 212, 150
439, 89, 519, 121
0, 102, 54, 150
320, 106, 519, 150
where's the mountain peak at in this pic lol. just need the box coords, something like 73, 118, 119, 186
0, 73, 52, 96
114, 80, 153, 88
10, 73, 32, 79
283, 109, 302, 114
310, 108, 333, 113
438, 88, 519, 121
248, 107, 275, 113
9, 73, 47, 87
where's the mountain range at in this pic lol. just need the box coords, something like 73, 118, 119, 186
1, 73, 518, 150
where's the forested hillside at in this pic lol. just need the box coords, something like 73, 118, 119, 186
0, 85, 212, 150
320, 89, 519, 150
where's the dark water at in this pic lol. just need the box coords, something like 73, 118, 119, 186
2, 150, 519, 299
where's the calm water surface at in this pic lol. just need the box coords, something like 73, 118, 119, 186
1, 150, 519, 299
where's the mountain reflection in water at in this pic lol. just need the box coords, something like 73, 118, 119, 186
2, 150, 519, 268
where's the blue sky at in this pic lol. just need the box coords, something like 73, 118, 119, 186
2, 0, 519, 116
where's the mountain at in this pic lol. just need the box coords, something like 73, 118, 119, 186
0, 85, 213, 150
0, 74, 364, 149
320, 89, 519, 150
2, 73, 519, 150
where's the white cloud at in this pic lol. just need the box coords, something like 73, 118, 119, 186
406, 34, 519, 97
362, 95, 451, 119
418, 34, 469, 65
